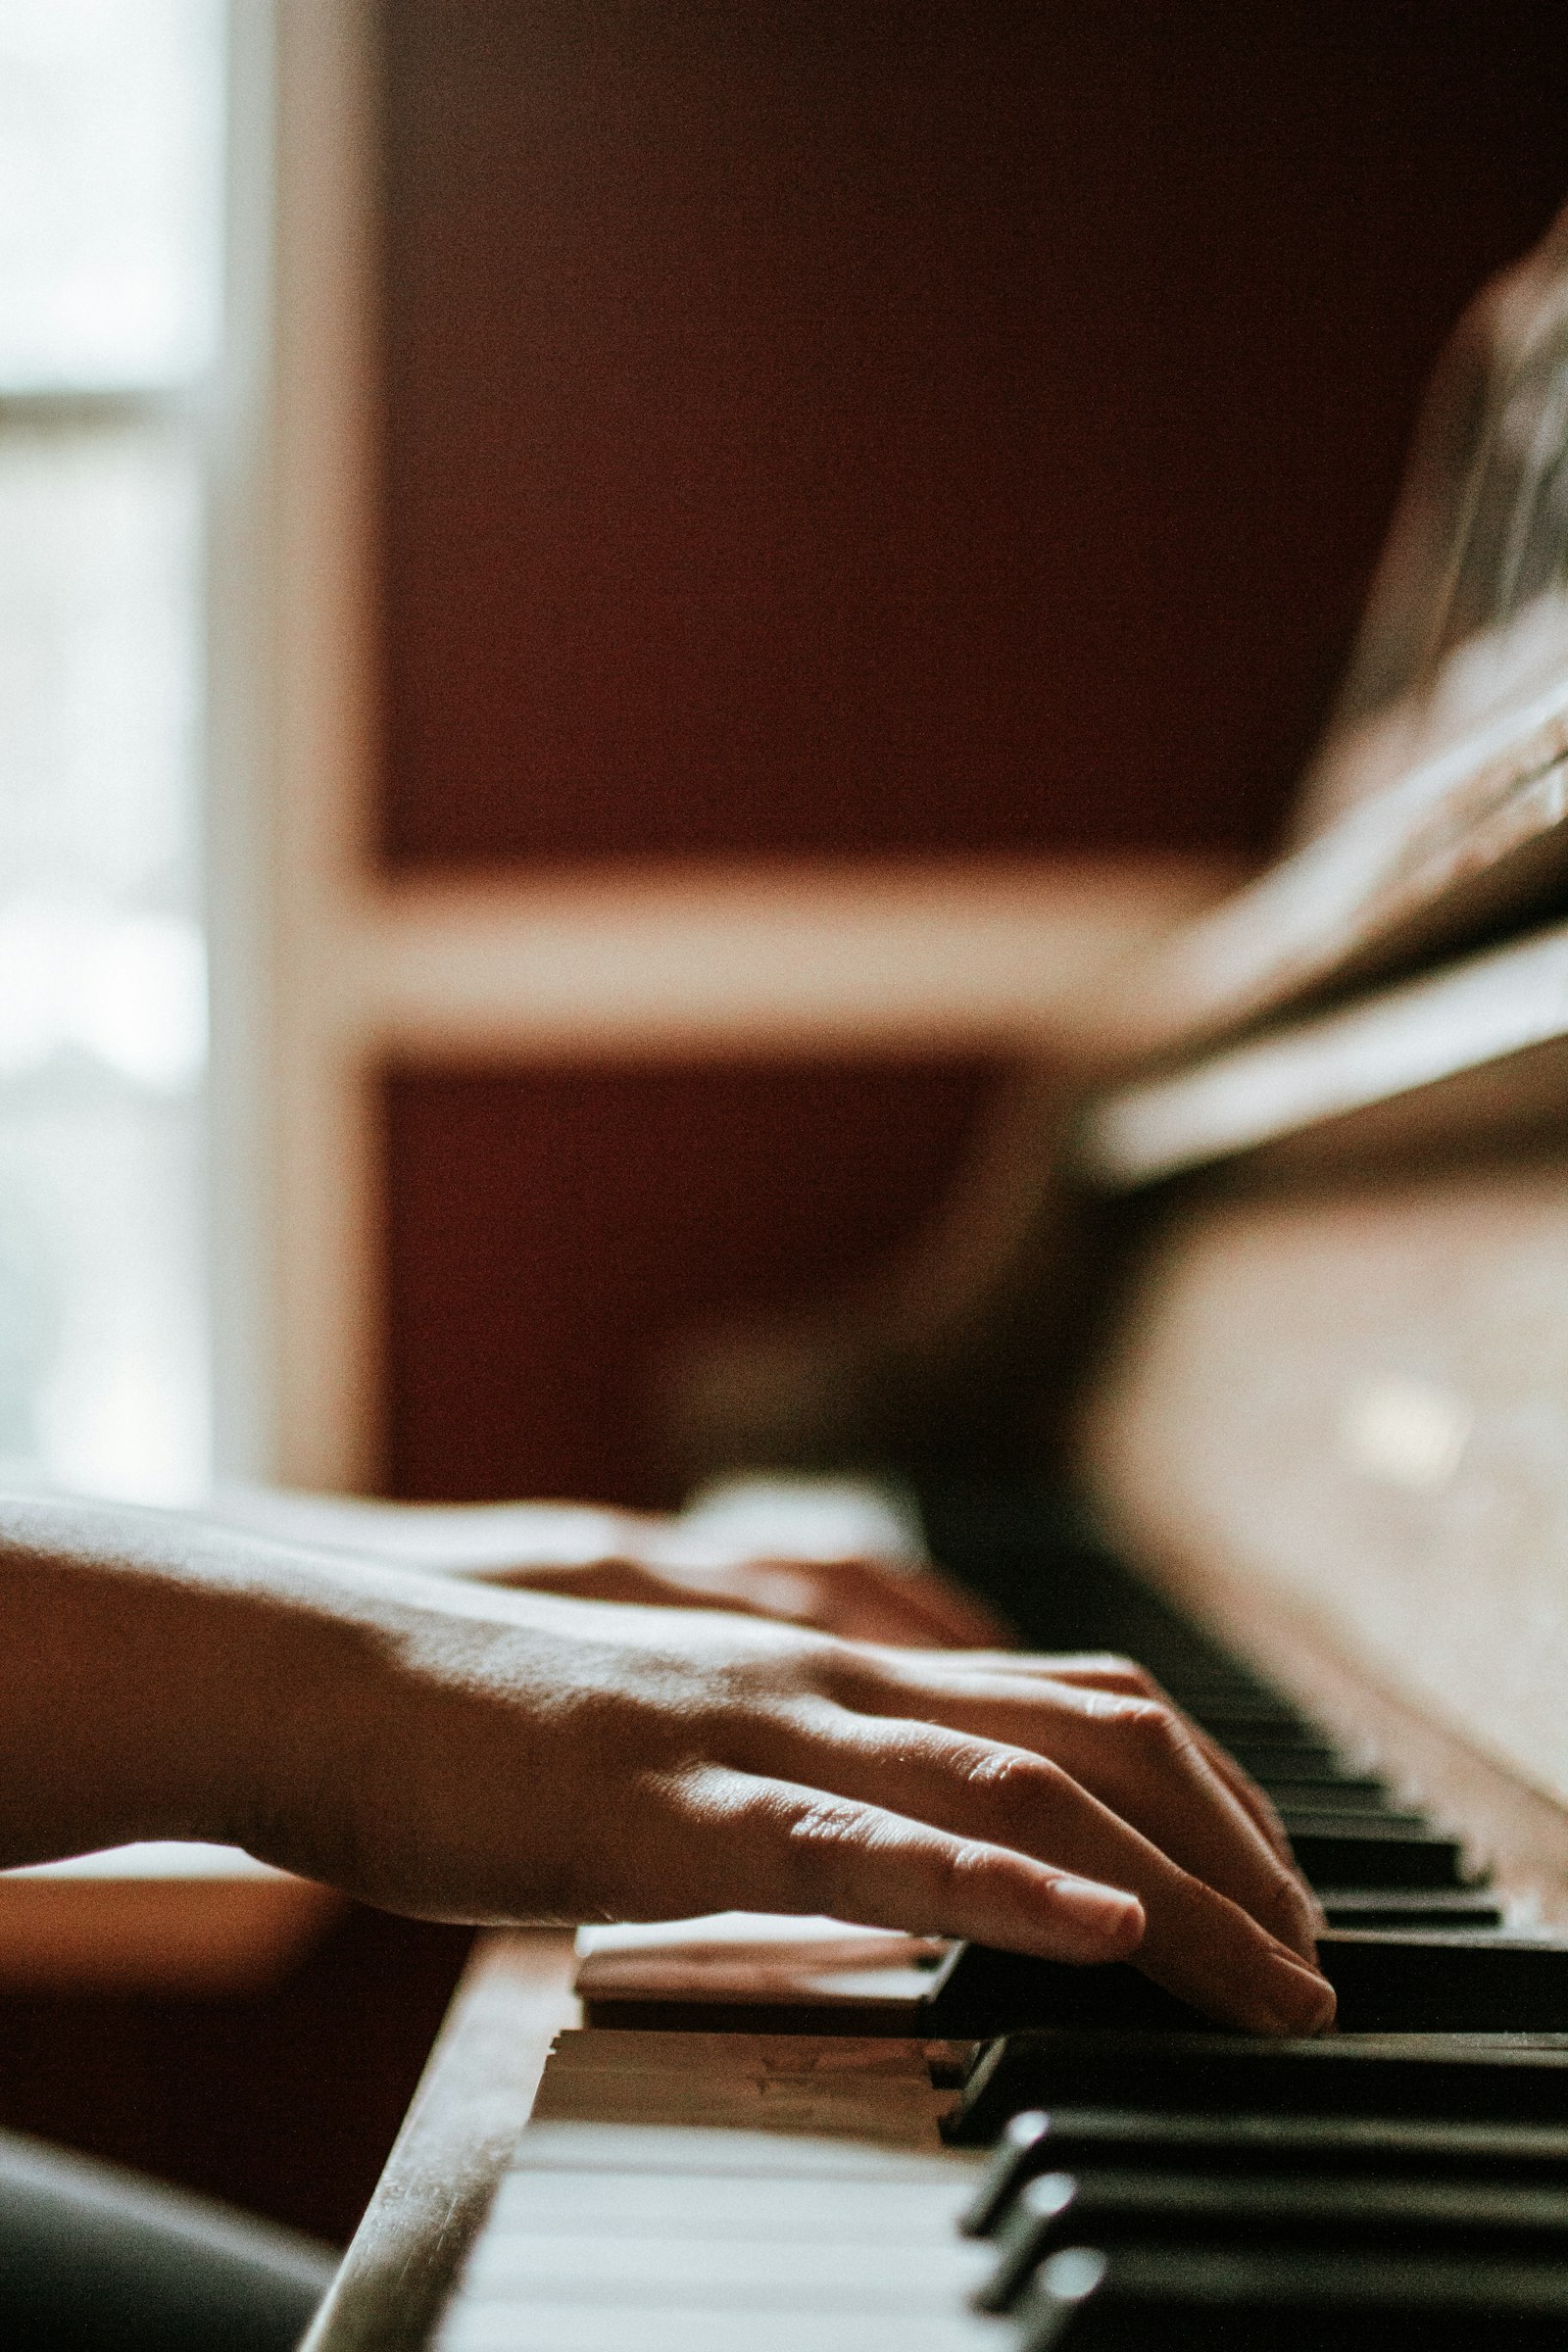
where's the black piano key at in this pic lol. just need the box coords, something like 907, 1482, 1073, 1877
928, 1927, 1568, 2035
960, 2106, 1568, 2236
1228, 1740, 1360, 1781
1265, 1777, 1395, 1813
1320, 1889, 1507, 1928
1279, 1801, 1428, 1833
1290, 1821, 1472, 1889
1191, 1701, 1317, 1738
977, 2173, 1079, 2304
1014, 2242, 1568, 2352
1322, 1929, 1568, 2032
926, 1942, 1234, 2033
1280, 1803, 1430, 1832
1162, 1677, 1303, 1709
948, 2029, 1568, 2142
963, 2113, 1080, 2234
978, 2166, 1568, 2310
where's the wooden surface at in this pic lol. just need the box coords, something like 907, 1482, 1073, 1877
1088, 680, 1568, 1068
1081, 912, 1568, 1186
1082, 1153, 1568, 1918
0, 1849, 340, 1995
300, 1931, 576, 2352
1082, 197, 1568, 1065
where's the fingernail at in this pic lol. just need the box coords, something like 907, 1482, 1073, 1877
1048, 1876, 1146, 1958
1263, 1959, 1337, 2035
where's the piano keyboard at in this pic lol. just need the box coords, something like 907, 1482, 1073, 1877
434, 2034, 993, 2352
434, 1511, 1568, 2349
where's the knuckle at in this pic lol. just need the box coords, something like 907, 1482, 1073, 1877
782, 1789, 874, 1857
951, 1740, 1073, 1835
1076, 1652, 1157, 1693
707, 1693, 821, 1775
772, 1789, 883, 1906
956, 1740, 1053, 1802
1117, 1697, 1193, 1762
924, 1833, 1013, 1917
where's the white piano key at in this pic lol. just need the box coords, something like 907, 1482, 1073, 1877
458, 2229, 993, 2310
507, 2120, 978, 2182
481, 2167, 973, 2245
439, 2304, 1004, 2352
435, 2026, 994, 2352
530, 2083, 952, 2142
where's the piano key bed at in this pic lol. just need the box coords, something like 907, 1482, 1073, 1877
315, 1522, 1568, 2352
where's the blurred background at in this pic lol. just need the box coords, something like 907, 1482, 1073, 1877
1, 0, 1564, 2258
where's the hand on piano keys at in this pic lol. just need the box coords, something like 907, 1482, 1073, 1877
4, 1494, 1333, 2047
220, 1561, 1332, 2037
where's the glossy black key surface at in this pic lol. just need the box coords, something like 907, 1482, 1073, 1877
1278, 1804, 1429, 1834
961, 2107, 1568, 2235
1190, 1701, 1317, 1739
1231, 1740, 1353, 1768
949, 2029, 1568, 2142
1322, 1930, 1568, 2032
924, 1942, 1224, 2034
1015, 2242, 1568, 2352
1267, 1779, 1396, 1814
927, 1928, 1568, 2035
978, 2166, 1568, 2309
1319, 1889, 1507, 1928
1289, 1821, 1471, 1889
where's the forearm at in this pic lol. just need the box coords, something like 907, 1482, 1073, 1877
0, 1494, 411, 1870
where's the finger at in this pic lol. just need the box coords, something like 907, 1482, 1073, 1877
478, 1559, 765, 1616
652, 1762, 1147, 1968
905, 1671, 1316, 1960
893, 1649, 1161, 1679
821, 1659, 1319, 1964
913, 1648, 1300, 1878
520, 1553, 987, 1649
1160, 1725, 1298, 1883
639, 1555, 1010, 1649
770, 1561, 1010, 1649
1019, 1655, 1301, 1878
730, 1718, 1332, 2036
850, 1566, 1011, 1649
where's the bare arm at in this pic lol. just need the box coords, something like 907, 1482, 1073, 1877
0, 1493, 1333, 2036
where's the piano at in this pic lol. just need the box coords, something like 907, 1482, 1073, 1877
303, 202, 1568, 2350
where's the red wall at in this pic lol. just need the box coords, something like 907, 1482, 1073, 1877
378, 0, 1568, 867
384, 1058, 998, 1506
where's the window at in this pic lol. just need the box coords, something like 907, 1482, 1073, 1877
0, 1, 226, 1500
